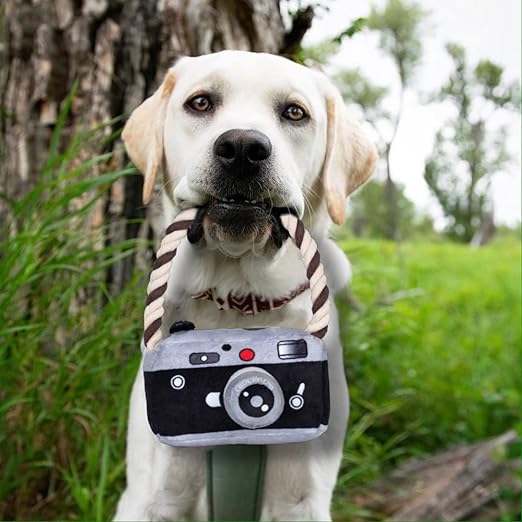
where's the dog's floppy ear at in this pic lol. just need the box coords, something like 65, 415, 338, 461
321, 89, 377, 225
122, 71, 176, 204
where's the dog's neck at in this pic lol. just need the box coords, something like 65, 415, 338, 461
157, 201, 345, 332
162, 235, 315, 333
170, 238, 308, 302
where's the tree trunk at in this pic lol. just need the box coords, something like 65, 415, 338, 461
1, 0, 308, 291
349, 431, 520, 521
383, 86, 404, 242
471, 211, 496, 247
384, 144, 398, 241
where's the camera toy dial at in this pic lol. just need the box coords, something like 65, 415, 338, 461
170, 375, 186, 390
289, 382, 306, 410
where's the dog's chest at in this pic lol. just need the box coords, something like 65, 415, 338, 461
160, 240, 312, 334
167, 291, 312, 333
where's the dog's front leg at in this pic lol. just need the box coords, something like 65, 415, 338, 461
115, 363, 207, 521
260, 307, 349, 521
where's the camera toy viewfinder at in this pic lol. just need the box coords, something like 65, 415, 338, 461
143, 324, 330, 447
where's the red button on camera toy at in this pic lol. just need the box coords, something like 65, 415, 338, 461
239, 348, 255, 361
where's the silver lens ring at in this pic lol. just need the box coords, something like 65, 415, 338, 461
223, 367, 284, 429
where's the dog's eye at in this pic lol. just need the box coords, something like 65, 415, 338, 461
188, 95, 212, 112
282, 104, 307, 122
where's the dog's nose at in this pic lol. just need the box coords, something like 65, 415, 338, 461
214, 129, 272, 175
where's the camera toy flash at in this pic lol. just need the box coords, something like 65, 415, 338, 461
142, 209, 331, 447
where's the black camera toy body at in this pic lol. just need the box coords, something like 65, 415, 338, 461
143, 324, 329, 446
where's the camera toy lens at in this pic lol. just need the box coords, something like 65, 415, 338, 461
238, 384, 274, 417
223, 367, 284, 429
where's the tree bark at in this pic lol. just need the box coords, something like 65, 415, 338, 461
1, 0, 304, 291
383, 87, 404, 242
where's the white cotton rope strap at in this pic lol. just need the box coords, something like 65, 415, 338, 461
143, 209, 330, 351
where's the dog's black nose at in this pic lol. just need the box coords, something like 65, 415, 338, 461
214, 129, 272, 175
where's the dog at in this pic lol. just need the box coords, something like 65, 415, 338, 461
114, 50, 376, 521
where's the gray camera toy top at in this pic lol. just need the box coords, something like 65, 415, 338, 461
143, 209, 331, 447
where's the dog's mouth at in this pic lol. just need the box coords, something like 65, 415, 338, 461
186, 192, 293, 254
207, 194, 271, 216
204, 194, 272, 238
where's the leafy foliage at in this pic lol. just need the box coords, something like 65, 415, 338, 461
295, 17, 368, 65
332, 17, 368, 43
295, 38, 341, 65
335, 69, 390, 127
367, 0, 427, 86
339, 0, 427, 241
424, 44, 520, 243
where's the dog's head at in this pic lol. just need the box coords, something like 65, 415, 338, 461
123, 51, 376, 256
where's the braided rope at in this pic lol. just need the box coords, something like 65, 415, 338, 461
143, 208, 198, 350
143, 210, 330, 351
280, 214, 330, 339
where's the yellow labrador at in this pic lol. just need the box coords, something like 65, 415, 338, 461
115, 51, 376, 521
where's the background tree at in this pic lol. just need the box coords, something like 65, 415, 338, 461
365, 0, 426, 240
334, 68, 433, 240
0, 0, 314, 291
424, 43, 520, 244
347, 179, 433, 239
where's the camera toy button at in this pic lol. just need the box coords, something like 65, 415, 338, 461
289, 382, 305, 410
239, 348, 255, 361
169, 320, 195, 334
170, 375, 185, 390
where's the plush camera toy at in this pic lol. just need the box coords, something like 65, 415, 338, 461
143, 209, 330, 447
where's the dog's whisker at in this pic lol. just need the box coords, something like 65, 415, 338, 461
302, 192, 315, 219
280, 193, 293, 217
303, 183, 321, 201
267, 189, 275, 215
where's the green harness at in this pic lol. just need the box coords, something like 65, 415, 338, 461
207, 445, 266, 521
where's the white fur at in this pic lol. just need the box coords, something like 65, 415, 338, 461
115, 51, 373, 521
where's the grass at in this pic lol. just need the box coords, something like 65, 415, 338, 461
0, 111, 145, 519
0, 126, 519, 518
332, 237, 521, 520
